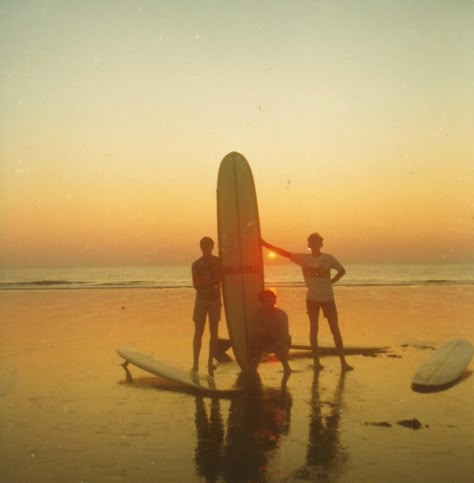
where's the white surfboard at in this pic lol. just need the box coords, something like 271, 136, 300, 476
412, 339, 473, 387
116, 346, 241, 395
289, 343, 390, 355
215, 338, 389, 359
217, 152, 264, 372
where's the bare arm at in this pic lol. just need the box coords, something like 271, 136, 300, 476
191, 263, 200, 289
192, 261, 219, 289
331, 267, 346, 284
280, 311, 290, 338
261, 239, 292, 259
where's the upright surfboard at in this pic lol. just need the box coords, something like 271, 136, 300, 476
412, 339, 473, 388
217, 152, 264, 372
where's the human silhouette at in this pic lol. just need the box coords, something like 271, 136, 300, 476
192, 236, 222, 375
252, 289, 292, 375
262, 233, 353, 371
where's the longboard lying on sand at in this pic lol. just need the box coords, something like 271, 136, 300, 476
215, 338, 389, 360
412, 338, 473, 388
217, 152, 264, 372
116, 346, 241, 395
289, 343, 390, 355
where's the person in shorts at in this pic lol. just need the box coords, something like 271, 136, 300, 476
192, 236, 222, 375
261, 233, 353, 371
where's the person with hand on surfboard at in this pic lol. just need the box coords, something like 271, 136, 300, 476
192, 236, 222, 376
253, 289, 292, 375
261, 233, 353, 372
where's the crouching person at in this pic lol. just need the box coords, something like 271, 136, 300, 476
253, 290, 292, 375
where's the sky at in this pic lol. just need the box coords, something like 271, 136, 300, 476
1, 0, 473, 267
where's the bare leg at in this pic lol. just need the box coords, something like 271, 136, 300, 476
275, 345, 292, 375
208, 321, 219, 376
280, 356, 292, 375
193, 321, 205, 372
327, 313, 353, 371
309, 313, 323, 370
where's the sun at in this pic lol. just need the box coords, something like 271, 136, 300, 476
267, 251, 277, 260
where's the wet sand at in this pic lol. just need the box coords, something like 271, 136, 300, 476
0, 285, 473, 482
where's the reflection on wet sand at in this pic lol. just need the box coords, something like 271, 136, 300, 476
295, 371, 348, 480
194, 373, 292, 482
194, 396, 225, 483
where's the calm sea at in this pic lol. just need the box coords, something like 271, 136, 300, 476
0, 263, 473, 290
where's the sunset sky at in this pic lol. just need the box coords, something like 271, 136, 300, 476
1, 1, 473, 267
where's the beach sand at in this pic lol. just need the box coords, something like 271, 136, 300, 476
0, 285, 473, 482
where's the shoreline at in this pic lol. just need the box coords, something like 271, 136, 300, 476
1, 280, 474, 292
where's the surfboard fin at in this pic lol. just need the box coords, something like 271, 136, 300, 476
120, 360, 133, 383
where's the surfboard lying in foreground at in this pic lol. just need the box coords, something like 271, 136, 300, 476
289, 343, 390, 355
215, 338, 389, 360
116, 346, 241, 395
412, 338, 473, 388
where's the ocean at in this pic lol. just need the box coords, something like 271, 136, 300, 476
0, 263, 473, 290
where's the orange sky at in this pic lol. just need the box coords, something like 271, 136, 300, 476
1, 2, 473, 267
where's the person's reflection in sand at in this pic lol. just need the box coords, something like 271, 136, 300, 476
296, 371, 347, 480
222, 372, 293, 483
194, 395, 224, 483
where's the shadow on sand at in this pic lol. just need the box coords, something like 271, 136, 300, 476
411, 370, 472, 393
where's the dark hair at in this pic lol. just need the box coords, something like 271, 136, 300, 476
258, 289, 276, 302
200, 237, 214, 248
307, 232, 323, 241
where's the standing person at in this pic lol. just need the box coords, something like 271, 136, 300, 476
261, 233, 353, 371
192, 236, 222, 376
253, 290, 292, 375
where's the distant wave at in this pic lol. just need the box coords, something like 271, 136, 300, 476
0, 279, 472, 290
0, 280, 192, 290
0, 280, 88, 287
268, 280, 474, 288
95, 280, 150, 287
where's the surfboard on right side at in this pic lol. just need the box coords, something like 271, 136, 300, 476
412, 338, 473, 387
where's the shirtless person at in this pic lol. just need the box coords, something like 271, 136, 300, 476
254, 290, 292, 375
191, 237, 222, 375
262, 233, 353, 371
